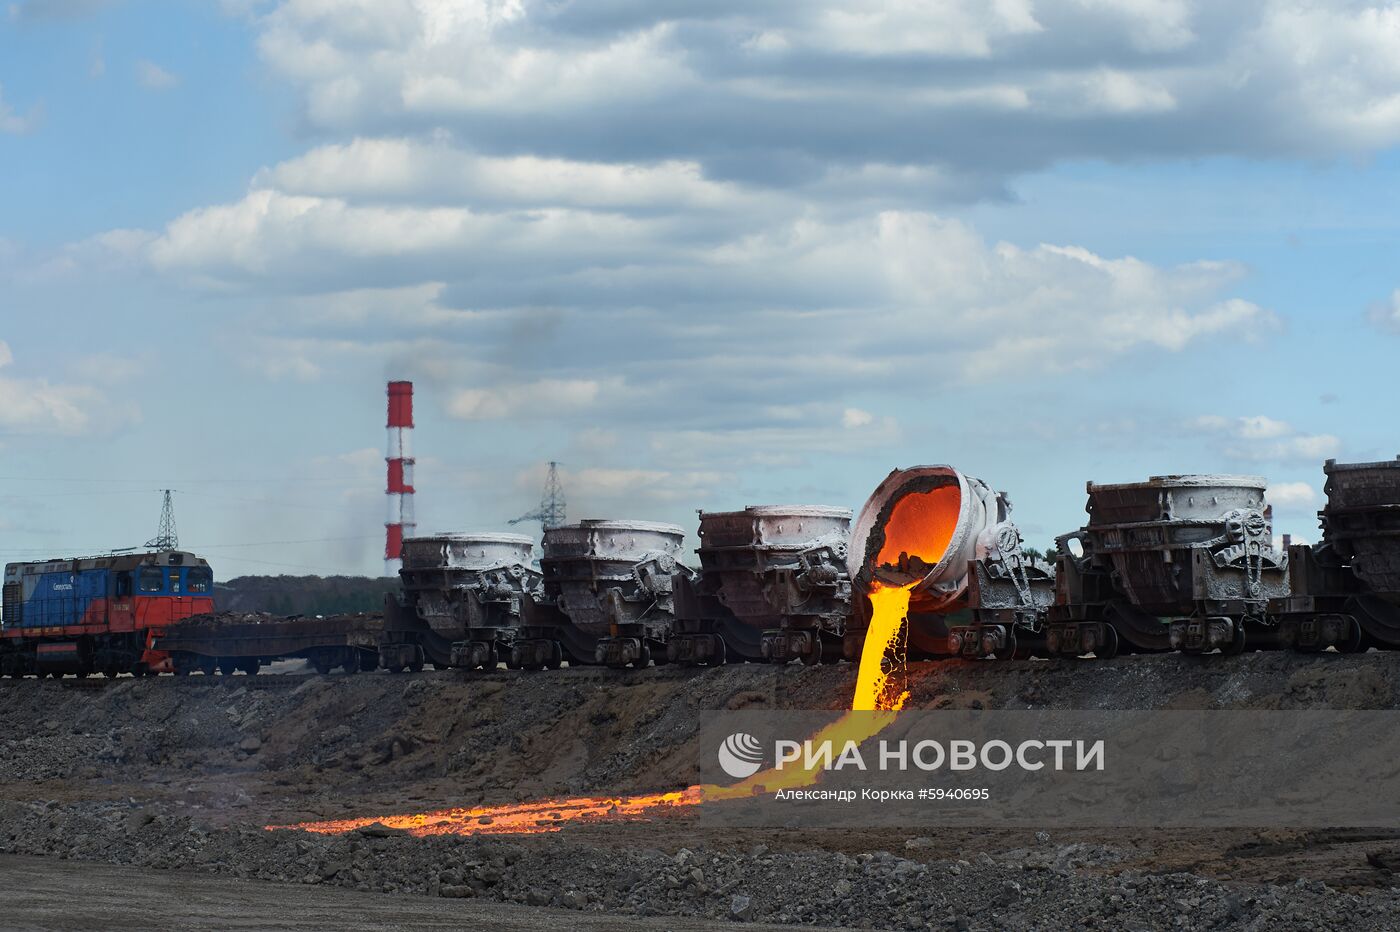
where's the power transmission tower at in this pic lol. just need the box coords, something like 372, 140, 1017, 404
509, 461, 566, 530
145, 489, 179, 551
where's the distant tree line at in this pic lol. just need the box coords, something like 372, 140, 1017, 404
1021, 546, 1061, 564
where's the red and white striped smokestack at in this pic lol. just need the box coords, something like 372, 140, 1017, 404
385, 380, 416, 567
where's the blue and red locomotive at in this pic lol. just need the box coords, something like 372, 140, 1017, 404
0, 550, 214, 678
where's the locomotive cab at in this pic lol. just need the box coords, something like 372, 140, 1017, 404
0, 550, 215, 678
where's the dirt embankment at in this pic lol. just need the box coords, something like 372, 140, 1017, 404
3, 652, 1400, 929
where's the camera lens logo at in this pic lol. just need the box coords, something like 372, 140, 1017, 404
717, 733, 764, 779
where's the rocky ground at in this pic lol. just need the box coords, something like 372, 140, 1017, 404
3, 652, 1400, 929
1, 854, 829, 931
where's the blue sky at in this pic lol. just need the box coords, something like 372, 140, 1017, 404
2, 0, 1399, 578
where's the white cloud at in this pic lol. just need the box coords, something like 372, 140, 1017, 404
1369, 288, 1400, 332
0, 84, 38, 134
1191, 415, 1341, 464
1072, 0, 1196, 53
794, 1, 1042, 57
135, 59, 180, 90
1237, 415, 1292, 440
1075, 68, 1177, 115
234, 336, 340, 381
127, 180, 1275, 381
0, 340, 121, 435
144, 188, 658, 284
1265, 481, 1318, 512
1249, 4, 1400, 149
50, 0, 1396, 506
235, 1, 1400, 175
688, 211, 1275, 379
250, 283, 479, 329
841, 407, 874, 429
254, 7, 688, 127
256, 138, 749, 211
448, 377, 623, 421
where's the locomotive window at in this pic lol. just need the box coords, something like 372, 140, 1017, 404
115, 572, 133, 597
186, 568, 212, 593
138, 567, 164, 592
169, 570, 181, 593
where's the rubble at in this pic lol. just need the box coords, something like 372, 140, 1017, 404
0, 797, 1394, 929
2, 654, 1400, 928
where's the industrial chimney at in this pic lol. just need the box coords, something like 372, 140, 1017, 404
385, 380, 416, 569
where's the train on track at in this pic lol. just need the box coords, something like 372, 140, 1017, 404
4, 454, 1400, 678
0, 550, 215, 677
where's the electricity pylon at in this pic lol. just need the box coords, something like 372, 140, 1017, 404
509, 462, 566, 530
145, 490, 179, 551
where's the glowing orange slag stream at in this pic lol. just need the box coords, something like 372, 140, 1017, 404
272, 708, 906, 838
852, 581, 914, 712
269, 487, 956, 839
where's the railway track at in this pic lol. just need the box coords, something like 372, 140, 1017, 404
0, 673, 312, 691
0, 663, 734, 692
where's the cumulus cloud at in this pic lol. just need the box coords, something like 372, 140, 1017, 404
133, 184, 1273, 382
255, 137, 751, 210
135, 59, 179, 90
770, 1, 1043, 57
1191, 415, 1341, 463
64, 0, 1400, 521
233, 0, 1400, 183
144, 188, 659, 287
1265, 481, 1318, 512
842, 408, 874, 429
0, 340, 121, 435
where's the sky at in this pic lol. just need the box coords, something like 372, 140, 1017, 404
2, 0, 1400, 579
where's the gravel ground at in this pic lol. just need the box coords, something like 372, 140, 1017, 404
2, 653, 1400, 929
1, 798, 1393, 930
0, 854, 845, 932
